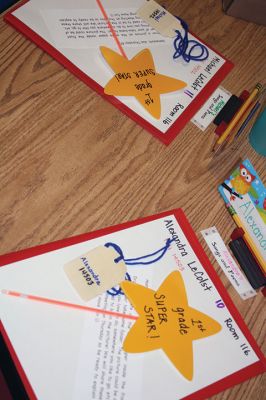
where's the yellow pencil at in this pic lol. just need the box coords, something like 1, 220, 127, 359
226, 203, 266, 273
212, 83, 262, 152
227, 88, 265, 145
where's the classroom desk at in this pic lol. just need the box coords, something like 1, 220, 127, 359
0, 0, 265, 399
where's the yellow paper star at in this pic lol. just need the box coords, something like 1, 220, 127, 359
121, 271, 222, 380
101, 46, 187, 119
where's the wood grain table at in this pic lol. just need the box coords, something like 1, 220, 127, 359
0, 1, 265, 399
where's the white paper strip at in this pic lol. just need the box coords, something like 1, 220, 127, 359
201, 227, 256, 300
192, 86, 231, 131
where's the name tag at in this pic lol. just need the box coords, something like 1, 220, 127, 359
64, 245, 126, 301
137, 0, 181, 38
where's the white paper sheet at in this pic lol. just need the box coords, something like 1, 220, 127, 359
40, 8, 166, 49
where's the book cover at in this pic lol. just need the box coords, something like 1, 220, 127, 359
219, 159, 266, 264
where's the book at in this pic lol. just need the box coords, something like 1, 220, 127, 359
0, 209, 265, 400
219, 159, 266, 271
4, 0, 233, 145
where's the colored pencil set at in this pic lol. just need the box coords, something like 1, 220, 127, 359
212, 83, 266, 155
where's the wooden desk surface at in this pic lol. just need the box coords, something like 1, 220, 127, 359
0, 0, 265, 399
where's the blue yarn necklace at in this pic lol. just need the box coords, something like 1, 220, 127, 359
173, 16, 209, 63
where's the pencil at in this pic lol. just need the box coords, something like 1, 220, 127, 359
226, 204, 266, 273
229, 87, 266, 144
212, 83, 262, 152
248, 88, 266, 132
0, 289, 138, 321
235, 101, 261, 139
226, 100, 260, 145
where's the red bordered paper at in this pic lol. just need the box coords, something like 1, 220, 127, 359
4, 0, 233, 145
0, 209, 265, 400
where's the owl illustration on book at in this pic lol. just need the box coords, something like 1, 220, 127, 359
229, 164, 258, 200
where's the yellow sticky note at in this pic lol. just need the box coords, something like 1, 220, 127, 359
101, 46, 187, 119
64, 246, 126, 301
121, 271, 222, 380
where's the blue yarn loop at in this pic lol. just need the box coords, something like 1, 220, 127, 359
105, 238, 174, 266
107, 272, 132, 296
173, 16, 209, 63
105, 238, 175, 296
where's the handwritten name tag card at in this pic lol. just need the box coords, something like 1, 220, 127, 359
64, 245, 126, 301
0, 209, 264, 400
136, 0, 181, 37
